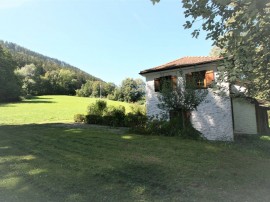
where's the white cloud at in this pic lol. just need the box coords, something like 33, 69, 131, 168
0, 0, 32, 9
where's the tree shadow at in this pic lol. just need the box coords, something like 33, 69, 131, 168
0, 96, 55, 107
0, 124, 173, 201
21, 100, 56, 104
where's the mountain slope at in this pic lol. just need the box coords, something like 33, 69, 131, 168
0, 40, 101, 82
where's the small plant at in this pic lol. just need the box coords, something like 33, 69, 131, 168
74, 114, 85, 123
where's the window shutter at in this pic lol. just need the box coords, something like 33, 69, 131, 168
205, 70, 214, 86
171, 76, 177, 89
185, 73, 193, 85
154, 78, 160, 92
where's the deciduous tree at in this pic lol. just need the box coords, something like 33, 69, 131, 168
0, 46, 21, 102
152, 0, 270, 99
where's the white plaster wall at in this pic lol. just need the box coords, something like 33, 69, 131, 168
232, 98, 257, 134
191, 90, 234, 141
143, 65, 234, 141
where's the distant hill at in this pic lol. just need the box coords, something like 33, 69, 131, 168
0, 40, 101, 82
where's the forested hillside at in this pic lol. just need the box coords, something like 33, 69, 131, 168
0, 40, 145, 103
0, 40, 99, 82
0, 40, 101, 96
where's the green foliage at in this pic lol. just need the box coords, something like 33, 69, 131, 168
85, 114, 103, 125
132, 116, 201, 139
77, 77, 145, 104
158, 74, 208, 114
115, 78, 145, 103
73, 114, 85, 123
152, 72, 207, 139
181, 0, 270, 99
151, 0, 270, 99
0, 40, 102, 96
125, 112, 147, 128
85, 99, 147, 127
87, 100, 108, 116
0, 45, 21, 102
76, 80, 116, 98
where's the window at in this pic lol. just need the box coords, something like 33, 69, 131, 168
154, 76, 177, 92
186, 70, 214, 89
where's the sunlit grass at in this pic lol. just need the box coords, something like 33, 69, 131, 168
0, 95, 143, 125
260, 136, 270, 141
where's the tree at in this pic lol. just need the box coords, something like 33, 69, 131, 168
119, 78, 145, 103
15, 64, 43, 95
157, 73, 208, 128
0, 45, 21, 102
152, 0, 270, 100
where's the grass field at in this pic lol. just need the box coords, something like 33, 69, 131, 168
1, 96, 270, 201
0, 95, 142, 125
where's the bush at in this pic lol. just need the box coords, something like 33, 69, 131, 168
85, 114, 103, 124
87, 100, 107, 116
131, 116, 202, 139
125, 112, 147, 127
104, 106, 126, 126
74, 114, 85, 123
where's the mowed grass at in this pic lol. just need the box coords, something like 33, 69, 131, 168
1, 95, 270, 201
0, 95, 141, 125
0, 124, 270, 202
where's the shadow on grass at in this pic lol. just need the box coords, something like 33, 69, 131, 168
21, 100, 56, 104
0, 124, 171, 201
0, 97, 55, 107
1, 124, 270, 202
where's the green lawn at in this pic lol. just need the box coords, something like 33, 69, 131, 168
1, 96, 270, 201
0, 95, 141, 125
0, 124, 270, 201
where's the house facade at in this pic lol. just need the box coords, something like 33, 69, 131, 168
140, 56, 270, 141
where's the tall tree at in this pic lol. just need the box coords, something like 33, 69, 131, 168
15, 64, 43, 95
152, 0, 270, 99
119, 78, 145, 103
0, 46, 21, 102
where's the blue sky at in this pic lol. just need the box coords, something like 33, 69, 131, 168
0, 0, 213, 85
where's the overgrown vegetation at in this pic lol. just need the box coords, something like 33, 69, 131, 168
81, 100, 146, 127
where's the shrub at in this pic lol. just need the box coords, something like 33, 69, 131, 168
104, 106, 126, 126
131, 116, 202, 139
85, 114, 103, 124
125, 112, 147, 128
87, 100, 108, 116
74, 114, 85, 123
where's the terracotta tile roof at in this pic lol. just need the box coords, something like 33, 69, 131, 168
140, 56, 222, 75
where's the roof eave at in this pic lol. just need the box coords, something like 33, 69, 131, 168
139, 59, 222, 75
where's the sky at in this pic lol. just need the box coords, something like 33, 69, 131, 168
0, 0, 213, 85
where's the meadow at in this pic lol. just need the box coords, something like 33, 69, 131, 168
0, 96, 270, 201
0, 95, 140, 125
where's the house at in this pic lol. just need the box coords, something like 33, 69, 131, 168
139, 56, 270, 141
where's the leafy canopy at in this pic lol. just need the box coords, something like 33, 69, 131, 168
151, 0, 270, 100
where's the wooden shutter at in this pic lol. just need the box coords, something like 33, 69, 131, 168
154, 78, 160, 92
205, 70, 214, 87
171, 76, 177, 89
